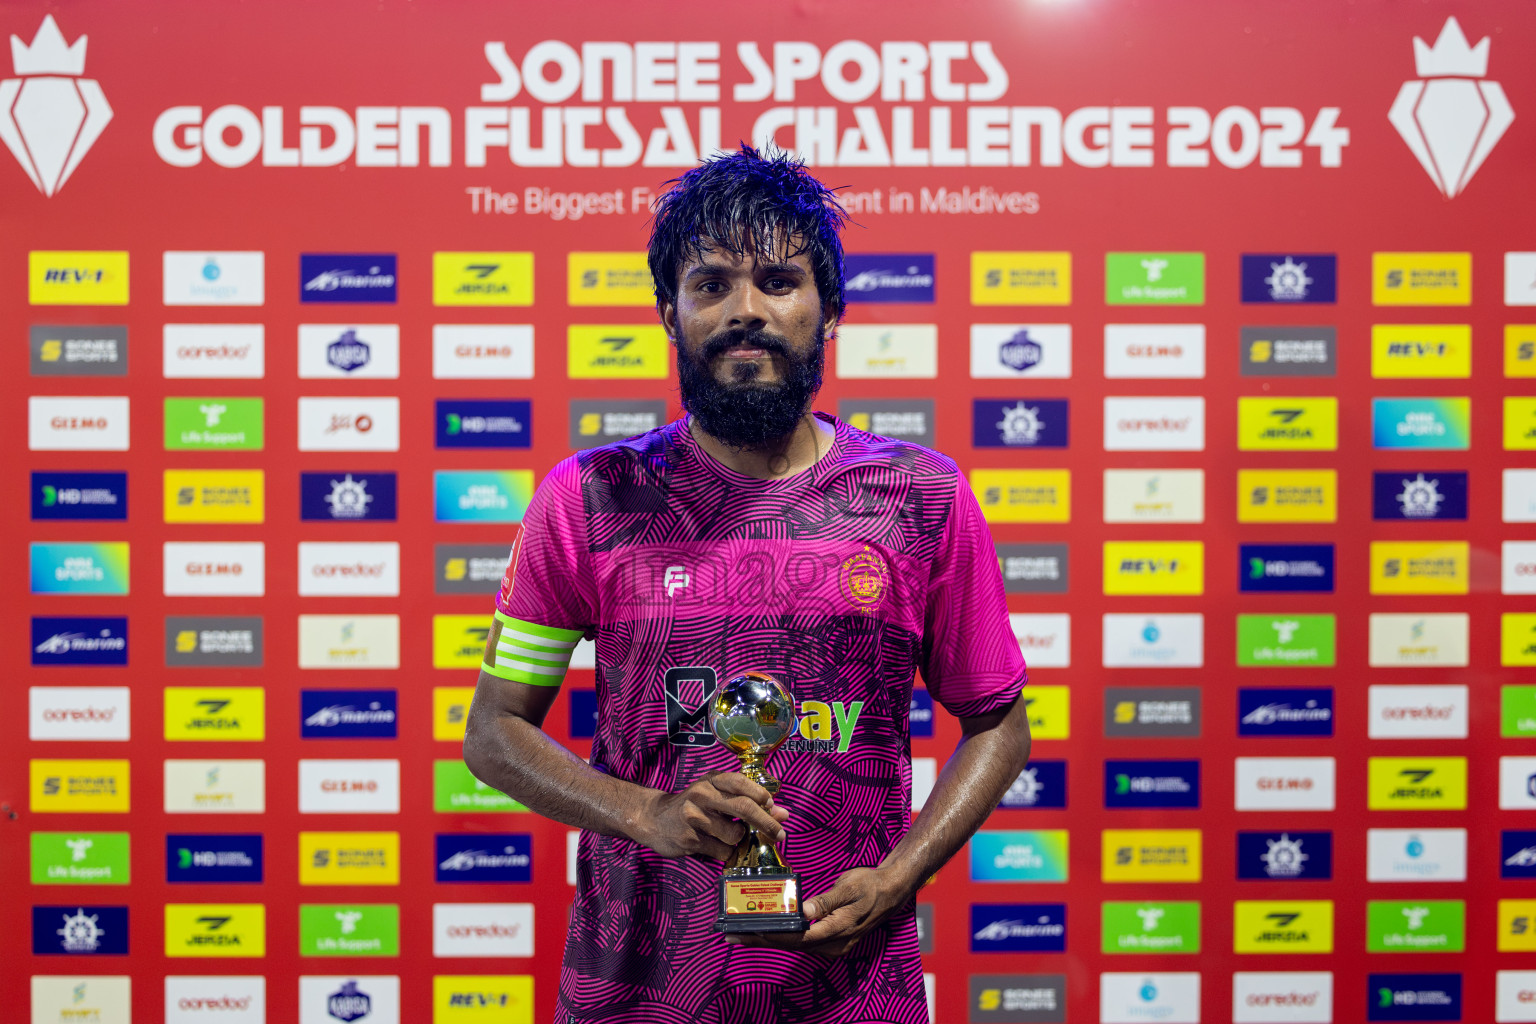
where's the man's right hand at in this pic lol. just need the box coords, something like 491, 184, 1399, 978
637, 771, 790, 861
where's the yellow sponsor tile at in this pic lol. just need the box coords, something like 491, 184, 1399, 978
970, 251, 1072, 305
1498, 900, 1536, 952
1372, 251, 1471, 305
1505, 397, 1536, 450
299, 832, 400, 885
164, 903, 266, 957
1367, 757, 1467, 810
568, 252, 653, 306
567, 324, 670, 379
1506, 325, 1536, 378
1369, 541, 1469, 595
1233, 900, 1334, 954
434, 686, 477, 742
1023, 685, 1069, 740
164, 687, 265, 741
1236, 470, 1337, 523
31, 759, 130, 813
1503, 613, 1536, 666
1102, 829, 1202, 882
164, 470, 265, 524
434, 615, 492, 669
1236, 396, 1337, 451
1103, 541, 1204, 595
432, 252, 534, 306
972, 469, 1071, 523
29, 250, 130, 305
1371, 324, 1472, 378
433, 975, 534, 1024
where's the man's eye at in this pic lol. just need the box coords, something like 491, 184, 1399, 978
765, 278, 791, 290
698, 280, 723, 292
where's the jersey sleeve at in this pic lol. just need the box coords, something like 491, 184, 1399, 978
482, 456, 597, 687
918, 472, 1027, 718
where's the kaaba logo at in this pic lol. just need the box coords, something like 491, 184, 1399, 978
1, 16, 112, 196
840, 546, 888, 613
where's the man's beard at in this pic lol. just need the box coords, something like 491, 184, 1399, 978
676, 321, 825, 451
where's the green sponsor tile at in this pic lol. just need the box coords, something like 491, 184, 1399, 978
1366, 900, 1464, 952
433, 759, 526, 812
31, 831, 130, 884
1105, 252, 1205, 305
1101, 901, 1200, 953
1503, 686, 1536, 737
1237, 614, 1336, 667
299, 904, 400, 957
164, 397, 264, 450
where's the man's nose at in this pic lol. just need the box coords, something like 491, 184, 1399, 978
722, 280, 767, 329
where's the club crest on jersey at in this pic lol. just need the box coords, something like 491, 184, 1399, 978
840, 546, 889, 613
495, 526, 523, 608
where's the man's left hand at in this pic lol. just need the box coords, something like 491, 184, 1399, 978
722, 865, 912, 958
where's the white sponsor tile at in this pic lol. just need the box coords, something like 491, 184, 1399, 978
29, 396, 130, 450
163, 324, 266, 378
1010, 613, 1070, 668
1103, 396, 1205, 451
1231, 972, 1333, 1023
298, 759, 401, 814
1103, 469, 1205, 523
1505, 470, 1536, 523
164, 759, 266, 813
1368, 613, 1469, 667
163, 251, 265, 306
298, 542, 401, 597
1507, 253, 1536, 306
432, 903, 534, 958
29, 687, 130, 741
165, 975, 266, 1023
1100, 972, 1200, 1024
297, 397, 400, 451
1366, 828, 1467, 882
1497, 970, 1536, 1022
1102, 614, 1204, 668
433, 324, 535, 378
970, 324, 1072, 378
163, 542, 265, 597
1505, 541, 1536, 594
298, 615, 401, 670
1368, 685, 1468, 739
1501, 757, 1536, 810
32, 976, 132, 1024
298, 324, 400, 378
1104, 324, 1206, 378
1234, 757, 1336, 811
299, 976, 399, 1024
835, 324, 938, 378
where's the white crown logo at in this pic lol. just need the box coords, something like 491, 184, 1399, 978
1388, 17, 1513, 199
0, 15, 113, 196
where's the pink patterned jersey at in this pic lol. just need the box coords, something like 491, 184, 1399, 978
490, 413, 1025, 1024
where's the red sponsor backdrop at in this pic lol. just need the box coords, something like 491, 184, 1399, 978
4, 0, 1535, 1020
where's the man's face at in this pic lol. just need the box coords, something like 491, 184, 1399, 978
662, 239, 835, 449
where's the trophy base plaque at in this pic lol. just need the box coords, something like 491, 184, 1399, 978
716, 872, 807, 934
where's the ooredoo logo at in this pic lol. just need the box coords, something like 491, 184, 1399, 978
298, 542, 400, 597
2, 16, 112, 196
431, 903, 534, 957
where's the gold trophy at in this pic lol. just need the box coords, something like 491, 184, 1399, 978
709, 671, 807, 934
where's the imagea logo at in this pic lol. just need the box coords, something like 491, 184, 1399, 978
970, 903, 1066, 953
31, 616, 128, 666
31, 904, 129, 955
1238, 688, 1335, 737
843, 253, 935, 303
436, 399, 532, 448
969, 324, 1072, 379
973, 399, 1068, 448
1366, 828, 1467, 883
1368, 974, 1462, 1023
1, 16, 111, 196
1101, 614, 1204, 668
165, 833, 263, 883
999, 761, 1067, 809
1239, 545, 1335, 593
301, 690, 399, 739
32, 471, 127, 521
1238, 832, 1333, 881
1373, 471, 1468, 520
1104, 760, 1200, 809
300, 254, 397, 303
1241, 254, 1337, 303
1100, 973, 1200, 1024
301, 472, 398, 522
434, 834, 532, 883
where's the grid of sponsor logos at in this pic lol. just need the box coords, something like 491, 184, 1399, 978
20, 241, 1536, 1024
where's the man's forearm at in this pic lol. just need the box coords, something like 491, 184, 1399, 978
463, 702, 655, 841
878, 695, 1033, 894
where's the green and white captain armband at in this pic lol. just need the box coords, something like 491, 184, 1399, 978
482, 611, 584, 686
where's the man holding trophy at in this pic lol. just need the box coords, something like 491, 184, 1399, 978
464, 147, 1032, 1024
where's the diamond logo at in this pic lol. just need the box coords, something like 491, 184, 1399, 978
1388, 17, 1514, 198
0, 16, 112, 196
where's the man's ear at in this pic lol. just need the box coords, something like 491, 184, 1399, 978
659, 299, 678, 341
821, 304, 840, 343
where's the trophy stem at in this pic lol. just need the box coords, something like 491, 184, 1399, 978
735, 750, 778, 795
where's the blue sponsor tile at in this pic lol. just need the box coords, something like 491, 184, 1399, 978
1238, 688, 1335, 737
570, 689, 598, 740
32, 472, 127, 520
999, 761, 1067, 809
31, 616, 128, 666
33, 905, 129, 954
1372, 471, 1468, 520
843, 254, 935, 303
1104, 760, 1200, 809
1368, 974, 1461, 1022
300, 471, 398, 521
1502, 830, 1536, 878
436, 400, 532, 449
300, 690, 399, 738
300, 253, 397, 303
166, 834, 264, 883
910, 689, 934, 738
1239, 544, 1334, 592
1241, 254, 1336, 303
972, 399, 1069, 448
1237, 830, 1333, 880
969, 903, 1066, 952
434, 833, 532, 882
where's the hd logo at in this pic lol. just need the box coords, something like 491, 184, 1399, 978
1233, 901, 1334, 953
1237, 397, 1337, 450
1368, 758, 1468, 810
